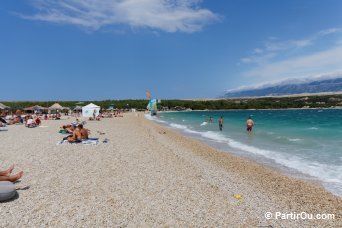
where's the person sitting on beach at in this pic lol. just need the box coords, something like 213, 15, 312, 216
25, 116, 36, 128
0, 165, 24, 182
77, 124, 89, 140
67, 124, 89, 142
66, 127, 81, 143
246, 116, 254, 133
35, 117, 41, 126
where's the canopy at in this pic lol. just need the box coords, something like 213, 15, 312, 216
49, 103, 64, 110
82, 103, 100, 117
73, 105, 82, 111
0, 103, 10, 110
23, 105, 48, 111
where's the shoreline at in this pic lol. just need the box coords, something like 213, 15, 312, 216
155, 109, 342, 197
0, 113, 340, 226
143, 114, 341, 223
158, 107, 341, 113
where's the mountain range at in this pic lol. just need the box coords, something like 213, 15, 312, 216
223, 76, 342, 98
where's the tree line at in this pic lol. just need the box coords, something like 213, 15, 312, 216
1, 94, 342, 111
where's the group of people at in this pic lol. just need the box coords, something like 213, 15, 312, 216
43, 113, 61, 120
206, 115, 255, 133
0, 112, 42, 128
24, 115, 41, 128
61, 123, 89, 143
0, 112, 22, 126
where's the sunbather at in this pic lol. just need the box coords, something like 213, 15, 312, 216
0, 165, 24, 182
66, 124, 89, 142
78, 124, 89, 139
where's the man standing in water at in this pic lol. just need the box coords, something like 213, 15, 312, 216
209, 116, 213, 123
246, 115, 254, 133
219, 116, 223, 131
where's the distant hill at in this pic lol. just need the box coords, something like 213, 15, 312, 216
223, 77, 342, 98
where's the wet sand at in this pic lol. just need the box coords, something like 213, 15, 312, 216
0, 113, 341, 227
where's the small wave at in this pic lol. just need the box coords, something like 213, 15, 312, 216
170, 123, 188, 130
182, 119, 186, 122
144, 114, 167, 123
198, 131, 227, 142
200, 122, 208, 126
288, 138, 302, 142
308, 127, 319, 130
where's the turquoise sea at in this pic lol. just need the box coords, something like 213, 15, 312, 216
146, 109, 342, 196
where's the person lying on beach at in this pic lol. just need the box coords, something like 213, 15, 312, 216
0, 117, 8, 125
0, 165, 24, 182
35, 117, 41, 126
61, 125, 74, 133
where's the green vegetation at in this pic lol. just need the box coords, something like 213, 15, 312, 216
1, 94, 342, 111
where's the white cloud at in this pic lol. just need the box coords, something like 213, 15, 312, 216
253, 48, 263, 54
20, 0, 219, 33
318, 28, 341, 36
240, 28, 341, 65
243, 45, 342, 78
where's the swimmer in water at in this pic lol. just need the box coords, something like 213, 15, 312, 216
246, 115, 254, 134
219, 116, 223, 131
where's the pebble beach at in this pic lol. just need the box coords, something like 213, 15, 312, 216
0, 113, 341, 227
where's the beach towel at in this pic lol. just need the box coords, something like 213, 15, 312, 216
58, 129, 69, 134
56, 138, 99, 145
0, 181, 17, 202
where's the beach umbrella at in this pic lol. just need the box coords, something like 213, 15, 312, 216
49, 103, 64, 110
23, 105, 48, 112
73, 105, 82, 111
0, 103, 10, 110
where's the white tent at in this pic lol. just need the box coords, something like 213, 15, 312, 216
82, 103, 100, 118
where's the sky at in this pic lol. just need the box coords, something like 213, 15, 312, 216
1, 0, 342, 100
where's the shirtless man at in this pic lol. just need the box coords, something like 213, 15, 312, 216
67, 126, 81, 143
246, 116, 254, 133
0, 165, 24, 182
219, 116, 223, 131
77, 124, 89, 140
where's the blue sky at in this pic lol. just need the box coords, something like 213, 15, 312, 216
1, 0, 342, 100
